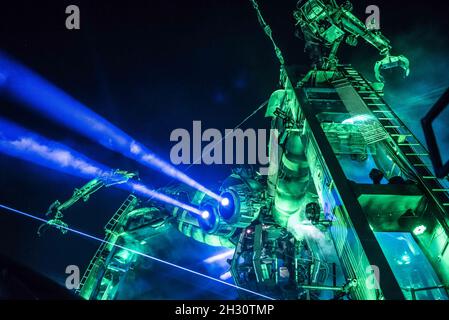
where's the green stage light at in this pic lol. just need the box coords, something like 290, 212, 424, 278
413, 225, 427, 236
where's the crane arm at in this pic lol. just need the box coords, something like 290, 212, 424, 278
339, 8, 409, 83
38, 170, 137, 236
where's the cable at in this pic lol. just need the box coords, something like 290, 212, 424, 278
187, 99, 269, 170
250, 0, 285, 66
146, 99, 270, 202
0, 203, 275, 300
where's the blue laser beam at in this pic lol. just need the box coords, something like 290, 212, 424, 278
0, 52, 221, 201
127, 182, 202, 215
0, 117, 109, 179
0, 117, 202, 216
0, 203, 275, 300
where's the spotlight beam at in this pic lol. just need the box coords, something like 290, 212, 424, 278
0, 203, 275, 300
126, 182, 202, 215
0, 52, 221, 201
0, 117, 202, 216
203, 249, 234, 264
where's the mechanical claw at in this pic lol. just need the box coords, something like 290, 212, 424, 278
374, 54, 410, 83
37, 217, 68, 236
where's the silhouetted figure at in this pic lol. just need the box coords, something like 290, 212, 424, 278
369, 168, 384, 185
389, 176, 406, 185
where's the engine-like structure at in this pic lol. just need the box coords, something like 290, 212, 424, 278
40, 0, 449, 300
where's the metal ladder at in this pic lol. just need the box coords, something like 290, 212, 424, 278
104, 194, 138, 234
76, 194, 138, 295
341, 66, 449, 217
76, 241, 109, 296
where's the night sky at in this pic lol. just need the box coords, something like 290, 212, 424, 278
0, 0, 448, 299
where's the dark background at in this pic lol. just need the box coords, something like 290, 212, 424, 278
0, 0, 448, 298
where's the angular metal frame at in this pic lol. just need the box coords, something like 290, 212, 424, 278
422, 87, 449, 179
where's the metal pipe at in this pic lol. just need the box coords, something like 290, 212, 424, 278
273, 130, 310, 227
298, 284, 344, 292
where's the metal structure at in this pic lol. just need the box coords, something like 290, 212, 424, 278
37, 170, 136, 236
422, 87, 449, 179
39, 0, 449, 300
